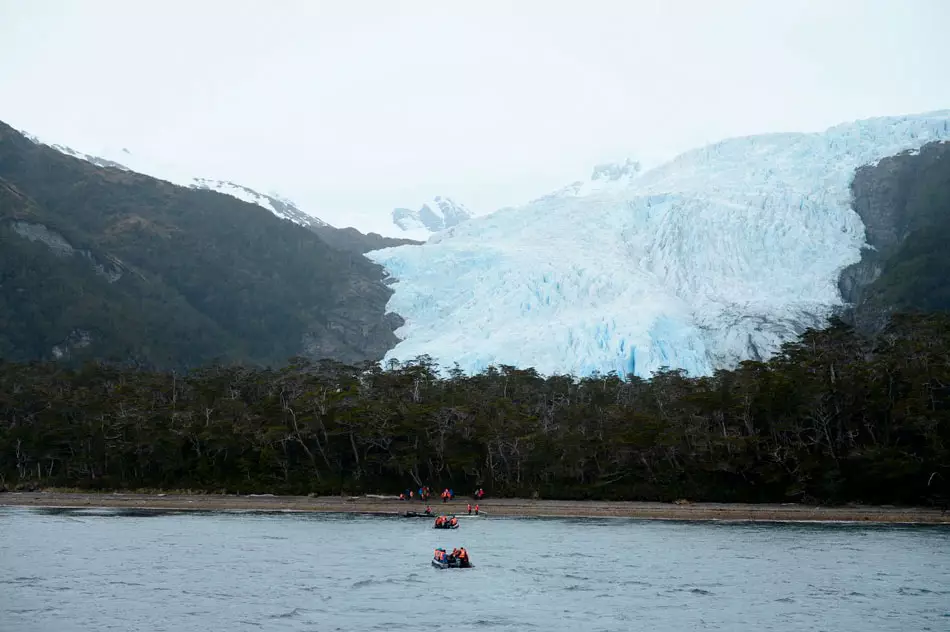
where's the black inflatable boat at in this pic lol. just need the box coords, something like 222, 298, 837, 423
431, 558, 473, 569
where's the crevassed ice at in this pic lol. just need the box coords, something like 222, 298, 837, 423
366, 110, 950, 378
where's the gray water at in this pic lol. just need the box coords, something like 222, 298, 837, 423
1, 507, 948, 631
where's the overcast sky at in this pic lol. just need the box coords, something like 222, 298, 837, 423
2, 0, 949, 234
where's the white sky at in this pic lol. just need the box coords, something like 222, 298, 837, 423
2, 0, 949, 235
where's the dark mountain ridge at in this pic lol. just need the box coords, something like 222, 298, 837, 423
0, 121, 411, 369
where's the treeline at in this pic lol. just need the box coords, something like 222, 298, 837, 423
1, 313, 948, 506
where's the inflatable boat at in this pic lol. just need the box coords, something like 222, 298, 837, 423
431, 558, 473, 569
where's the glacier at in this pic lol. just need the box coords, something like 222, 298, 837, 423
366, 110, 950, 378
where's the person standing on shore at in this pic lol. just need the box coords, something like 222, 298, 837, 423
467, 503, 472, 515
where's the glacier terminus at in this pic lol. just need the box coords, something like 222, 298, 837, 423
366, 111, 950, 378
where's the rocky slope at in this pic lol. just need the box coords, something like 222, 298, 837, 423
840, 140, 950, 331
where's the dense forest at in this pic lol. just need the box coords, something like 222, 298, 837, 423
0, 121, 408, 369
2, 312, 947, 507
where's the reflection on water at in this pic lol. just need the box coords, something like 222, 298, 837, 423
1, 506, 948, 631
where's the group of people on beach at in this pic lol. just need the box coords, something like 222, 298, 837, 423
406, 503, 479, 516
399, 486, 486, 502
399, 486, 432, 501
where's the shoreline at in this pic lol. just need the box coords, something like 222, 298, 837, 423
1, 491, 947, 524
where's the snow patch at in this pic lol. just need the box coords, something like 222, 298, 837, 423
190, 178, 326, 229
52, 329, 92, 360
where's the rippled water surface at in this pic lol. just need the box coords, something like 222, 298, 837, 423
1, 506, 948, 631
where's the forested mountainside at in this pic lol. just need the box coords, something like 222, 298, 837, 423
0, 121, 407, 369
1, 313, 947, 506
1, 117, 949, 505
841, 140, 950, 330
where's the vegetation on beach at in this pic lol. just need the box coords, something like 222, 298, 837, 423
2, 313, 948, 508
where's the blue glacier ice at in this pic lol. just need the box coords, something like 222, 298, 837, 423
366, 110, 950, 378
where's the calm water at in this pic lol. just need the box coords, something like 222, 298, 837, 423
1, 507, 948, 631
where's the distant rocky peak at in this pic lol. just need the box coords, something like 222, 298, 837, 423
392, 196, 473, 234
591, 158, 642, 182
531, 157, 643, 203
